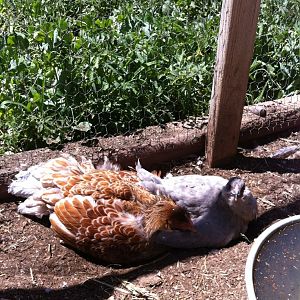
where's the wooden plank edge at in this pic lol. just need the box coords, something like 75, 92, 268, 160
0, 95, 299, 201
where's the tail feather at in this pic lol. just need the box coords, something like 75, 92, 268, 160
9, 154, 96, 218
8, 164, 44, 198
135, 160, 166, 195
135, 160, 162, 183
17, 196, 52, 218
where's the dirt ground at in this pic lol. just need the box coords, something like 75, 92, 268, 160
0, 130, 300, 300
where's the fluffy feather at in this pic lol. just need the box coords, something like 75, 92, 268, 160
8, 164, 44, 198
9, 155, 194, 264
136, 161, 257, 248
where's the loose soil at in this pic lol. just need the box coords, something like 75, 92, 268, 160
0, 131, 299, 300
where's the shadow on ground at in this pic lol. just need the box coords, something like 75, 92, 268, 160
1, 193, 300, 300
232, 154, 300, 174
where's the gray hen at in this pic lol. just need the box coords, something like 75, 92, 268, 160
136, 162, 257, 248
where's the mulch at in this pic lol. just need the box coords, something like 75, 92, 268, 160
0, 130, 299, 300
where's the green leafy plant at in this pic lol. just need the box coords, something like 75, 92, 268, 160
0, 0, 299, 154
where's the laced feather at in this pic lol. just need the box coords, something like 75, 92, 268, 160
9, 155, 193, 264
9, 155, 96, 217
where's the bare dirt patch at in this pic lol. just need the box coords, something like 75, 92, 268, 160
0, 131, 300, 300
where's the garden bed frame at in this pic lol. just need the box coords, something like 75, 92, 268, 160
0, 95, 299, 200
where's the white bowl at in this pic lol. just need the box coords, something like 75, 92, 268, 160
245, 215, 300, 299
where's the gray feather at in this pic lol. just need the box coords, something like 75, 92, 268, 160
137, 163, 257, 249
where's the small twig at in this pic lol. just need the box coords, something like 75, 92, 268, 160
259, 197, 276, 207
92, 279, 130, 295
29, 267, 35, 284
92, 278, 160, 299
48, 244, 52, 258
121, 280, 160, 300
280, 138, 300, 144
240, 233, 252, 244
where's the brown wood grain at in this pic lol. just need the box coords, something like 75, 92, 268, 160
206, 0, 261, 167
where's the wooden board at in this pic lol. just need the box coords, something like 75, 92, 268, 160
206, 0, 261, 167
1, 96, 299, 200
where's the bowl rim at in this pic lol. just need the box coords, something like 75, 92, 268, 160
245, 214, 300, 300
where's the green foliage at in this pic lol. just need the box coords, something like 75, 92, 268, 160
247, 0, 300, 103
0, 0, 299, 153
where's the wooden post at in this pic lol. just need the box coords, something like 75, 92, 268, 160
206, 0, 261, 167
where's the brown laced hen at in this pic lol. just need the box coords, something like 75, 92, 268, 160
8, 155, 194, 264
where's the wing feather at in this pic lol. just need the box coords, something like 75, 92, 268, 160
49, 213, 76, 246
50, 196, 148, 262
54, 200, 80, 232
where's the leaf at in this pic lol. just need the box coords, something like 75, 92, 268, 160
73, 122, 92, 132
33, 31, 45, 42
63, 32, 74, 43
59, 19, 68, 30
266, 64, 275, 76
7, 35, 15, 45
105, 63, 120, 75
74, 37, 83, 50
95, 19, 112, 28
0, 100, 30, 112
